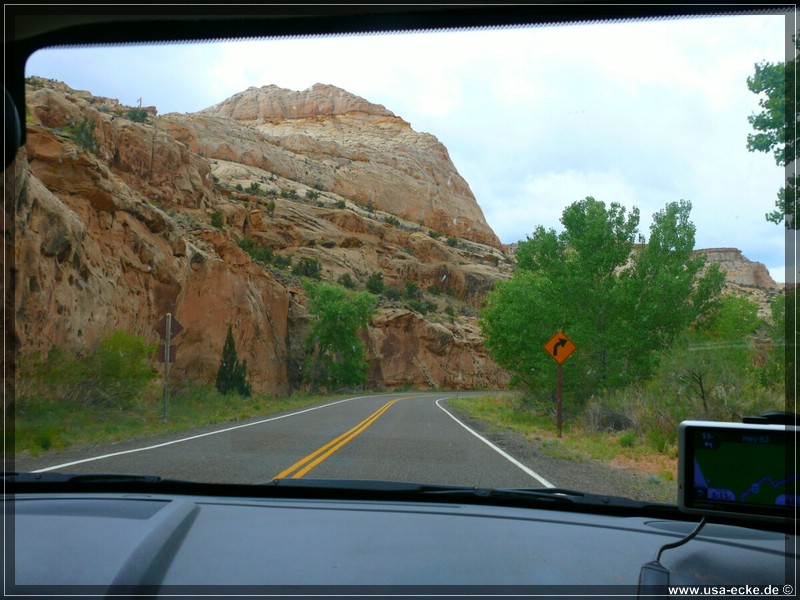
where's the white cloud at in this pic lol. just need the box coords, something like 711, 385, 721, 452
480, 169, 642, 244
24, 13, 788, 273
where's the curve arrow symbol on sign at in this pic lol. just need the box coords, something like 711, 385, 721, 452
544, 331, 576, 364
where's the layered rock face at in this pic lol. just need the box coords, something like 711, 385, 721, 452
175, 84, 501, 248
12, 126, 292, 394
11, 79, 510, 394
697, 248, 780, 290
695, 248, 782, 319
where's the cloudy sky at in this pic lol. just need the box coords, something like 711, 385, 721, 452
26, 12, 792, 282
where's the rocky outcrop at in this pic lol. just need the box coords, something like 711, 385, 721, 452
12, 79, 512, 394
696, 248, 780, 290
693, 248, 783, 319
365, 309, 510, 389
169, 83, 501, 248
202, 84, 395, 121
13, 130, 293, 394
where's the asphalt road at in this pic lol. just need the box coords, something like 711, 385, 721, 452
12, 392, 552, 488
11, 391, 676, 501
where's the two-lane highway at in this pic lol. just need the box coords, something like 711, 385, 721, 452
14, 392, 554, 488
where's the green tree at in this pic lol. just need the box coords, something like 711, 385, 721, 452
215, 325, 251, 397
759, 293, 788, 388
676, 295, 762, 415
480, 197, 724, 406
746, 34, 799, 227
303, 281, 375, 392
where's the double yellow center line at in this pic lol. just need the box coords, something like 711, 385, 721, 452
274, 397, 403, 479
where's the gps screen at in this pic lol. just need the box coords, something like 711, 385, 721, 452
679, 421, 797, 522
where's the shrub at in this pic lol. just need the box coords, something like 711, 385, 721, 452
406, 299, 429, 315
72, 116, 99, 154
210, 210, 225, 230
383, 286, 401, 301
292, 257, 321, 279
249, 181, 261, 194
335, 199, 346, 209
17, 332, 158, 411
366, 271, 384, 294
273, 254, 292, 269
428, 230, 442, 239
384, 215, 401, 227
125, 108, 148, 123
446, 236, 459, 248
237, 237, 273, 265
235, 183, 243, 191
403, 282, 422, 300
337, 273, 357, 289
305, 189, 320, 201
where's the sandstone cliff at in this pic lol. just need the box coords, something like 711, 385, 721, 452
9, 78, 781, 398
182, 83, 501, 248
11, 78, 511, 395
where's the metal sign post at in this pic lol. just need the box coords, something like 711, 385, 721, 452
162, 314, 171, 423
156, 313, 184, 423
543, 331, 576, 438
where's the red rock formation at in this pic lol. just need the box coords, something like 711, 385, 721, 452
12, 79, 512, 394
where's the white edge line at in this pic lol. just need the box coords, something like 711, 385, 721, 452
31, 394, 378, 473
435, 398, 555, 488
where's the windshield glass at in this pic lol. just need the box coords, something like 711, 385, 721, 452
11, 12, 791, 505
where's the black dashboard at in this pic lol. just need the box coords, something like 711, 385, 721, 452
8, 489, 793, 595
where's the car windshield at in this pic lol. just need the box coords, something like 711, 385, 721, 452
10, 11, 792, 506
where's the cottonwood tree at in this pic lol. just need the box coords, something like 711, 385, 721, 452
746, 34, 799, 228
304, 281, 375, 392
480, 197, 724, 407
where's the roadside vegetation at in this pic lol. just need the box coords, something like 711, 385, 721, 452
303, 281, 375, 393
447, 393, 678, 480
12, 330, 355, 457
475, 197, 786, 473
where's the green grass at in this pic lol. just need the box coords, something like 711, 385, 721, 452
448, 394, 555, 437
12, 382, 352, 457
448, 393, 677, 478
